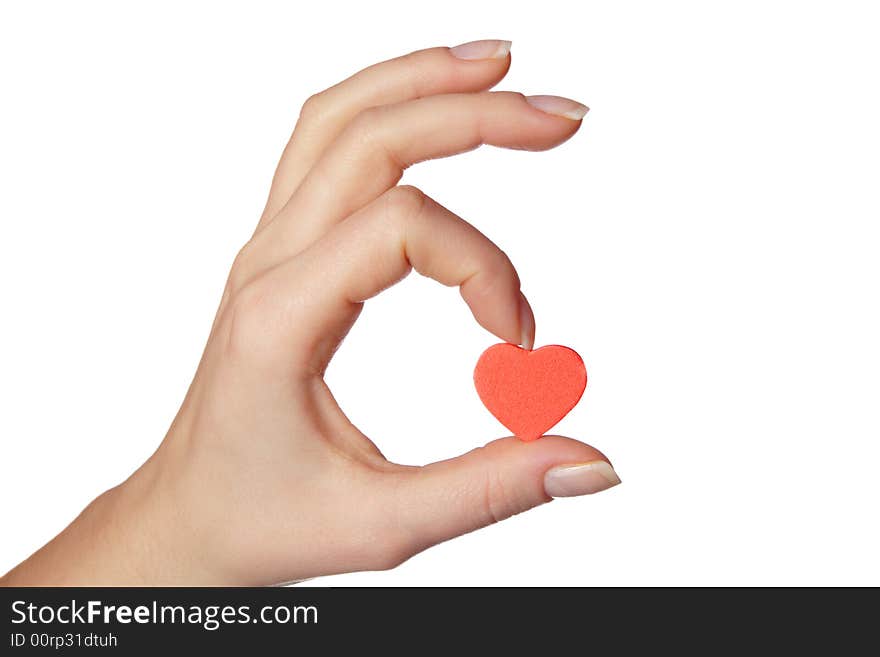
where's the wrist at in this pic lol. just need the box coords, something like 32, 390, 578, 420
2, 449, 214, 586
2, 482, 143, 586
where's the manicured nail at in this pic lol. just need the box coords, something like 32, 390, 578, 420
544, 461, 621, 497
518, 291, 535, 351
526, 95, 590, 120
450, 39, 512, 60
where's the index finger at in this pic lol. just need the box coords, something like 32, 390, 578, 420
246, 186, 535, 373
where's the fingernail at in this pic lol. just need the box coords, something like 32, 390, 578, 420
450, 39, 512, 60
526, 95, 590, 120
518, 291, 535, 351
544, 461, 621, 497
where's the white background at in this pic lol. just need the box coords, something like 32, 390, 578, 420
2, 1, 878, 586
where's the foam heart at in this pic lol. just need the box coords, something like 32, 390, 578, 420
474, 343, 587, 442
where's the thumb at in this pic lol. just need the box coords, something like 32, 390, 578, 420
391, 436, 620, 556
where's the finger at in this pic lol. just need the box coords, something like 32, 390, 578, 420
250, 186, 535, 370
388, 436, 620, 561
256, 41, 513, 229
255, 91, 588, 261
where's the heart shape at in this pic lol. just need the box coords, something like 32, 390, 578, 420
474, 344, 587, 442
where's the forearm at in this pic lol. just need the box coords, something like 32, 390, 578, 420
1, 460, 206, 586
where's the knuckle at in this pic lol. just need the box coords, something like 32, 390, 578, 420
479, 245, 520, 295
482, 466, 516, 525
345, 106, 406, 171
227, 244, 255, 292
397, 51, 431, 97
347, 107, 382, 139
345, 106, 386, 145
468, 248, 520, 301
492, 247, 517, 280
298, 91, 328, 122
384, 184, 427, 223
222, 280, 273, 358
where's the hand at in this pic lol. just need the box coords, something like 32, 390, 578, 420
2, 40, 619, 586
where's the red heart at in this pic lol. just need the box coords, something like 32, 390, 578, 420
474, 344, 587, 442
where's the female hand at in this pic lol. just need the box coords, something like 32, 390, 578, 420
3, 40, 619, 586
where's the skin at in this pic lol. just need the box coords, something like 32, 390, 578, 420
1, 43, 614, 586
